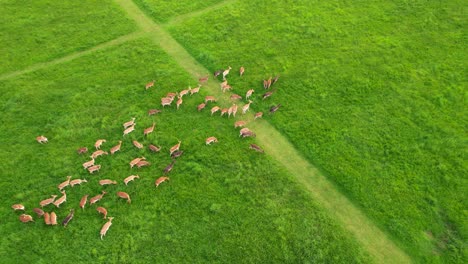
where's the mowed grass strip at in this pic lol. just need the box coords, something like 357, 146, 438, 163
164, 0, 466, 262
0, 39, 371, 263
0, 0, 137, 74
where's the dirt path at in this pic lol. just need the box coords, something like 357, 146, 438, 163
163, 0, 237, 27
0, 32, 143, 81
113, 0, 412, 263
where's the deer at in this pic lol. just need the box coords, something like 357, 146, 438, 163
232, 104, 238, 117
267, 77, 272, 89
189, 84, 201, 95
211, 106, 220, 115
249, 144, 264, 153
83, 158, 95, 169
246, 89, 254, 99
40, 195, 57, 208
136, 160, 151, 168
222, 66, 232, 80
205, 96, 216, 103
44, 212, 51, 225
228, 106, 233, 117
263, 79, 268, 89
94, 139, 106, 150
58, 175, 72, 191
96, 207, 107, 219
89, 191, 107, 205
221, 84, 232, 93
117, 192, 131, 204
155, 176, 169, 187
100, 217, 114, 240
33, 208, 44, 217
163, 162, 175, 174
206, 137, 218, 145
171, 150, 184, 159
19, 214, 34, 223
240, 66, 245, 76
62, 209, 74, 227
273, 75, 279, 84
70, 178, 87, 187
161, 97, 173, 107
220, 80, 228, 90
148, 109, 162, 116
198, 102, 206, 111
12, 204, 24, 211
130, 157, 146, 168
213, 70, 222, 77
123, 118, 136, 129
79, 194, 89, 210
220, 108, 229, 116
242, 100, 253, 114
234, 120, 247, 128
176, 96, 183, 110
149, 144, 161, 152
123, 124, 136, 136
50, 212, 57, 225
270, 104, 281, 114
166, 92, 177, 99
36, 135, 48, 144
254, 112, 263, 119
91, 150, 108, 159
124, 175, 140, 185
133, 140, 144, 149
179, 89, 190, 98
88, 164, 101, 174
262, 90, 274, 100
99, 179, 117, 186
77, 147, 88, 154
145, 80, 155, 90
53, 190, 67, 208
230, 94, 242, 100
199, 75, 209, 83
110, 141, 122, 155
169, 141, 181, 156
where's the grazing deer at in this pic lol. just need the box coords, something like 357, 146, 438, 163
205, 96, 216, 103
87, 164, 101, 174
100, 217, 114, 240
221, 84, 232, 93
123, 124, 136, 136
70, 178, 87, 187
99, 179, 117, 186
77, 147, 88, 154
176, 96, 183, 110
161, 97, 173, 107
62, 209, 74, 227
242, 131, 256, 138
171, 150, 183, 159
220, 108, 229, 116
234, 120, 247, 128
189, 84, 201, 95
96, 207, 108, 219
211, 106, 220, 115
12, 204, 24, 211
130, 157, 146, 168
270, 104, 281, 114
83, 158, 95, 169
206, 137, 218, 145
94, 139, 106, 150
117, 192, 131, 204
149, 144, 161, 152
110, 141, 122, 155
19, 214, 34, 223
232, 104, 238, 117
220, 80, 228, 90
91, 150, 108, 159
166, 92, 177, 99
148, 109, 162, 116
58, 175, 72, 191
178, 89, 189, 98
222, 66, 232, 80
254, 112, 263, 119
40, 195, 57, 208
213, 70, 222, 77
198, 102, 206, 111
89, 191, 107, 205
246, 89, 254, 99
267, 77, 272, 89
124, 175, 140, 185
53, 190, 67, 208
230, 94, 242, 100
136, 160, 151, 168
163, 162, 175, 174
50, 212, 57, 225
123, 118, 136, 129
33, 208, 44, 217
242, 100, 253, 114
169, 141, 181, 156
249, 144, 264, 153
155, 177, 169, 187
36, 135, 48, 144
263, 90, 274, 100
44, 212, 51, 225
133, 140, 143, 149
199, 75, 209, 83
239, 66, 245, 76
228, 106, 233, 118
145, 80, 155, 90
79, 194, 89, 210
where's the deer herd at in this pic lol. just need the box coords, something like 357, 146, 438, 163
19, 65, 281, 240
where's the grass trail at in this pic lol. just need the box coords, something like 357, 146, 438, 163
163, 0, 237, 27
115, 0, 411, 262
0, 32, 143, 81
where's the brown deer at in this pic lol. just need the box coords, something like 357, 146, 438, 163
148, 109, 162, 116
58, 175, 72, 191
89, 191, 107, 205
87, 164, 101, 174
239, 66, 245, 76
110, 141, 122, 155
36, 135, 48, 144
70, 178, 87, 187
249, 144, 264, 153
199, 75, 209, 83
77, 147, 88, 154
97, 207, 107, 219
198, 102, 206, 111
149, 144, 161, 152
117, 192, 131, 204
161, 97, 173, 107
163, 162, 175, 174
145, 80, 155, 90
206, 137, 218, 145
79, 194, 89, 210
211, 106, 220, 115
155, 177, 169, 187
242, 100, 253, 114
100, 217, 114, 240
62, 209, 74, 227
123, 118, 136, 129
99, 179, 117, 186
230, 94, 242, 100
94, 139, 106, 150
246, 89, 254, 100
254, 112, 263, 119
53, 190, 67, 208
124, 175, 140, 185
123, 124, 136, 136
270, 104, 281, 114
133, 140, 143, 149
33, 208, 44, 217
19, 214, 34, 223
40, 195, 57, 208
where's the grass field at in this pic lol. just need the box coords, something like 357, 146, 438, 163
0, 33, 372, 262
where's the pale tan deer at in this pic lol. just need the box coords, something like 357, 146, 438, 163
36, 135, 48, 144
79, 194, 89, 210
254, 112, 263, 119
220, 108, 229, 116
211, 106, 220, 115
123, 124, 136, 136
206, 137, 218, 145
149, 144, 161, 152
155, 176, 169, 187
53, 190, 67, 208
77, 147, 88, 154
83, 158, 95, 169
44, 212, 51, 225
99, 179, 117, 186
123, 118, 136, 129
179, 89, 190, 97
133, 140, 143, 149
197, 102, 206, 111
40, 195, 57, 208
50, 212, 57, 225
124, 175, 140, 185
239, 66, 245, 76
136, 160, 151, 168
199, 75, 209, 83
234, 120, 247, 128
232, 104, 238, 117
70, 178, 87, 187
58, 175, 72, 191
242, 100, 253, 114
110, 141, 122, 155
12, 204, 24, 211
161, 97, 173, 107
87, 164, 101, 174
100, 217, 114, 240
189, 84, 201, 95
117, 192, 131, 204
246, 89, 254, 100
205, 96, 216, 103
130, 157, 146, 168
169, 141, 181, 156
176, 96, 183, 110
19, 214, 34, 223
97, 207, 107, 219
33, 208, 44, 217
148, 109, 162, 116
90, 191, 107, 205
230, 94, 242, 100
145, 80, 155, 90
91, 150, 108, 159
222, 66, 232, 80
94, 139, 106, 150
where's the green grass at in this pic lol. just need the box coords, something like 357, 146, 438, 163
0, 38, 372, 263
0, 0, 136, 74
164, 0, 467, 262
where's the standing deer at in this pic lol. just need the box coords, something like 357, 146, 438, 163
270, 104, 281, 114
169, 141, 181, 156
53, 190, 67, 208
77, 147, 88, 154
189, 84, 201, 95
148, 109, 161, 116
145, 80, 155, 90
79, 194, 89, 210
161, 97, 173, 107
110, 141, 122, 155
136, 160, 151, 168
234, 120, 247, 128
130, 157, 146, 168
222, 66, 232, 80
36, 135, 48, 144
123, 124, 136, 136
62, 209, 74, 227
89, 191, 107, 205
254, 112, 263, 119
176, 96, 183, 110
199, 75, 209, 83
117, 192, 131, 204
87, 164, 101, 174
230, 94, 242, 100
205, 96, 216, 103
99, 179, 117, 186
91, 150, 108, 159
149, 144, 161, 152
33, 208, 44, 217
242, 100, 253, 114
133, 140, 143, 149
83, 158, 95, 169
249, 144, 264, 153
124, 175, 140, 185
206, 137, 218, 145
155, 177, 169, 187
40, 195, 57, 208
97, 207, 108, 219
211, 106, 220, 116
239, 66, 245, 76
123, 118, 136, 129
50, 212, 57, 225
70, 178, 87, 187
100, 217, 114, 240
94, 139, 106, 150
197, 103, 206, 111
246, 89, 254, 100
58, 175, 72, 191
